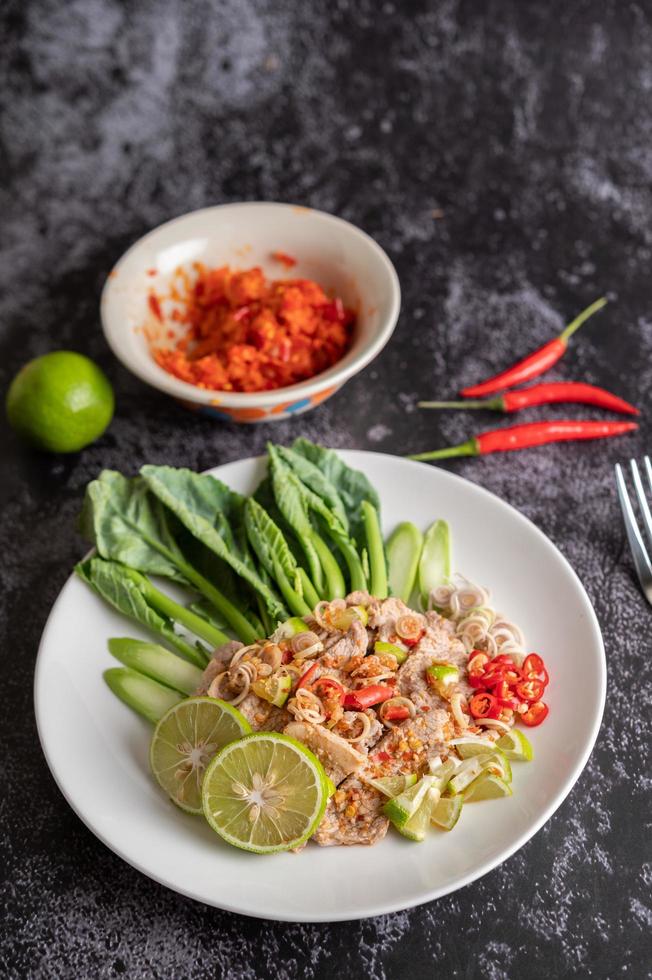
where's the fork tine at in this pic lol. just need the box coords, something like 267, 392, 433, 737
615, 463, 652, 587
644, 455, 652, 495
630, 459, 652, 551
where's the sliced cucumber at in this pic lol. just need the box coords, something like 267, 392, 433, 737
104, 667, 182, 724
418, 519, 451, 604
386, 522, 423, 602
108, 638, 204, 695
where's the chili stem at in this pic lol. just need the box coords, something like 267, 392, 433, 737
410, 439, 479, 461
419, 399, 504, 411
559, 296, 607, 344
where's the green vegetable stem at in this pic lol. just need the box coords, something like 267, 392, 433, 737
76, 557, 211, 666
361, 501, 388, 598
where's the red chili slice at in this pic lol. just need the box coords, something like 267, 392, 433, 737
468, 671, 488, 689
494, 680, 520, 709
296, 662, 320, 689
516, 678, 546, 703
522, 653, 549, 686
482, 665, 510, 687
383, 705, 411, 722
469, 692, 499, 719
520, 701, 549, 727
309, 677, 345, 702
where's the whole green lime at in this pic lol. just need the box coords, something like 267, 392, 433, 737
6, 351, 114, 452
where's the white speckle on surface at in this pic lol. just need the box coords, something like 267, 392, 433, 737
367, 423, 392, 442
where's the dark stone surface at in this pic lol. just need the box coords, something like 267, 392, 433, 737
1, 1, 651, 977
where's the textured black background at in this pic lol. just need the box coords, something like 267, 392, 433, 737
2, 1, 651, 978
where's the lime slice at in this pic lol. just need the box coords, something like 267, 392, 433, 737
271, 617, 308, 642
202, 732, 328, 853
150, 697, 251, 814
383, 775, 435, 827
331, 604, 368, 630
447, 757, 484, 795
431, 794, 463, 830
325, 775, 337, 798
398, 788, 440, 841
251, 673, 292, 707
365, 773, 417, 798
426, 663, 459, 695
463, 772, 512, 802
451, 740, 513, 783
481, 749, 512, 784
373, 640, 408, 664
428, 758, 457, 792
497, 728, 534, 761
450, 736, 497, 759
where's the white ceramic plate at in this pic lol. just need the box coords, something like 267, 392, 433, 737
34, 452, 605, 922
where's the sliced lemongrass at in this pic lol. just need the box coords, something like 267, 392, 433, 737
450, 692, 469, 729
342, 712, 372, 743
474, 717, 513, 733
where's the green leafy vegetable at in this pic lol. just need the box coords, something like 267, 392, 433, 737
267, 445, 326, 595
76, 557, 210, 666
291, 474, 367, 593
268, 443, 368, 596
79, 471, 187, 582
141, 465, 287, 624
274, 445, 349, 529
244, 498, 312, 617
291, 437, 381, 551
81, 470, 258, 643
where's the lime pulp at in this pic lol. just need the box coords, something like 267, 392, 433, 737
202, 732, 328, 853
150, 697, 251, 814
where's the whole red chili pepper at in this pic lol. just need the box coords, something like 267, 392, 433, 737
409, 419, 637, 461
460, 297, 607, 397
419, 381, 638, 416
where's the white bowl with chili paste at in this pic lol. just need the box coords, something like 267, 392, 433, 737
101, 202, 401, 423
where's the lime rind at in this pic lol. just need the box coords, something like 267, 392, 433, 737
447, 758, 484, 795
463, 772, 512, 802
383, 775, 435, 827
450, 736, 498, 758
365, 772, 417, 798
397, 788, 441, 841
497, 728, 534, 761
150, 697, 251, 815
428, 759, 457, 793
202, 732, 328, 853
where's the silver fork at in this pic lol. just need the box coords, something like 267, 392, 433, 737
615, 457, 652, 605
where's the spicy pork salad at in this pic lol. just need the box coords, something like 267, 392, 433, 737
77, 440, 549, 853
